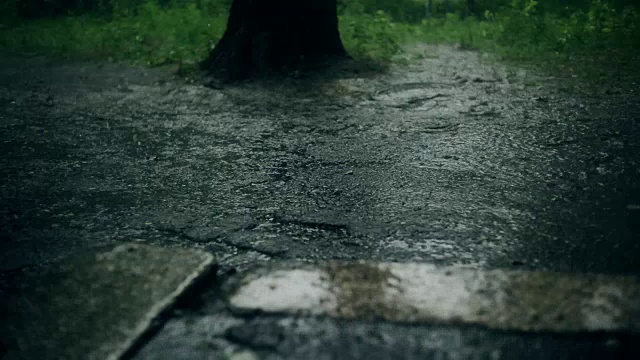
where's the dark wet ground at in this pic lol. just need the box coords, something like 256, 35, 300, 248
135, 313, 639, 360
0, 45, 639, 358
2, 45, 638, 275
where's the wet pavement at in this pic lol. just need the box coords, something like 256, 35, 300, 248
228, 263, 640, 333
0, 45, 639, 358
134, 261, 640, 359
1, 244, 215, 360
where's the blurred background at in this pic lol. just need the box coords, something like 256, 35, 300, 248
0, 1, 638, 74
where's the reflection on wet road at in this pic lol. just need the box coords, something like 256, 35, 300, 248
1, 44, 639, 359
0, 45, 638, 275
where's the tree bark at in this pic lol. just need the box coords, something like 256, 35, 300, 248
201, 0, 349, 81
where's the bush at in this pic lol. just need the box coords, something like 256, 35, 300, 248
484, 0, 640, 57
1, 0, 637, 69
340, 10, 404, 63
0, 0, 407, 66
339, 0, 426, 23
0, 0, 226, 66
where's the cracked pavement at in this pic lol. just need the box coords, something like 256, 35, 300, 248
1, 45, 639, 358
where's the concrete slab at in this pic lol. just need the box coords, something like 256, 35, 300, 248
1, 243, 216, 360
229, 262, 640, 333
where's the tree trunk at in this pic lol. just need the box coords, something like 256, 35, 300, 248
202, 0, 349, 81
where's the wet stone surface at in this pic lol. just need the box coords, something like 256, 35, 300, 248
227, 263, 640, 333
134, 314, 639, 360
1, 45, 638, 275
0, 243, 215, 360
0, 45, 639, 357
132, 261, 640, 359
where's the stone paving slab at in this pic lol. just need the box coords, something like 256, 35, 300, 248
0, 243, 216, 360
134, 312, 639, 360
229, 262, 640, 333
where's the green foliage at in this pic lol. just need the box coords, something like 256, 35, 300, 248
340, 11, 404, 64
0, 0, 406, 66
0, 0, 637, 71
0, 0, 226, 66
413, 0, 639, 63
100, 1, 225, 65
417, 13, 497, 50
483, 0, 640, 57
339, 0, 426, 23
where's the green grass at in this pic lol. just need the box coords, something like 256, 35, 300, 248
0, 1, 407, 66
0, 2, 226, 67
0, 0, 637, 78
409, 1, 640, 81
339, 11, 405, 65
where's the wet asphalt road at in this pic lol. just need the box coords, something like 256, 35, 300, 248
0, 45, 639, 358
1, 45, 638, 275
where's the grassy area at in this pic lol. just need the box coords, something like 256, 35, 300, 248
0, 2, 412, 66
0, 0, 637, 76
0, 1, 227, 67
412, 0, 640, 82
